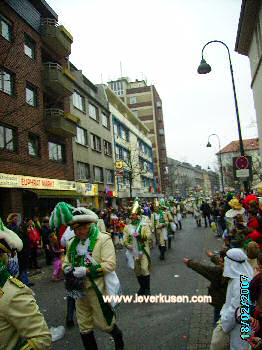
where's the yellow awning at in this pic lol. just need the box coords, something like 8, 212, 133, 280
29, 189, 83, 198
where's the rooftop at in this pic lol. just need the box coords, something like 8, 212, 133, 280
218, 138, 259, 154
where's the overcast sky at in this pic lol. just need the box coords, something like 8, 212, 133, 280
47, 0, 258, 170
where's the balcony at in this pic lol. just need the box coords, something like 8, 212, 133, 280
45, 109, 77, 137
43, 63, 74, 97
41, 19, 73, 57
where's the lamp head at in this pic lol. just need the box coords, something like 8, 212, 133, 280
197, 59, 212, 74
206, 141, 212, 148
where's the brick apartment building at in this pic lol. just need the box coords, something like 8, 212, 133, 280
0, 0, 78, 218
108, 78, 168, 194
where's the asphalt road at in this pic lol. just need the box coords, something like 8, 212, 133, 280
32, 217, 220, 350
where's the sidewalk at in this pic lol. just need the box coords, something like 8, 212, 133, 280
187, 228, 223, 350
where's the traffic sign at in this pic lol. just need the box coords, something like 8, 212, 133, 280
233, 156, 252, 180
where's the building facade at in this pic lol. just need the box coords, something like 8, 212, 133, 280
235, 1, 262, 158
167, 158, 219, 196
108, 78, 168, 194
217, 138, 260, 189
0, 0, 79, 218
68, 64, 115, 208
104, 86, 154, 200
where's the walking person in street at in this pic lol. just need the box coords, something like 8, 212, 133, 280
200, 200, 212, 228
50, 202, 124, 350
0, 218, 52, 350
123, 198, 152, 295
152, 199, 169, 260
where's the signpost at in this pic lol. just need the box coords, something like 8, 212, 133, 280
233, 156, 252, 188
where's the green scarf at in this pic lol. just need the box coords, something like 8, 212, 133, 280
0, 261, 10, 288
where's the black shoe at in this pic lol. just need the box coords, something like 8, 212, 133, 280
110, 325, 124, 350
66, 320, 75, 329
80, 331, 98, 350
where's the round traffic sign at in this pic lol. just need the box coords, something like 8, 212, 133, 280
235, 156, 249, 170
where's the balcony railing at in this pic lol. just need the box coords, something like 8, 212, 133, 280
41, 18, 73, 57
45, 108, 76, 137
43, 63, 74, 97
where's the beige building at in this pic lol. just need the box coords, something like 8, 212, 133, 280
235, 0, 262, 158
104, 86, 154, 199
217, 138, 260, 189
69, 64, 115, 208
108, 78, 168, 194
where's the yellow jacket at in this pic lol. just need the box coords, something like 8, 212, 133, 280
0, 278, 51, 350
123, 223, 151, 255
63, 231, 116, 293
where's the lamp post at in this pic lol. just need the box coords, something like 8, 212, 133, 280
197, 40, 248, 192
206, 133, 225, 193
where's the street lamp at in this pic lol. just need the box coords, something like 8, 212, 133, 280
206, 133, 225, 193
197, 40, 248, 192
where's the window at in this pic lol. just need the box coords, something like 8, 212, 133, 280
0, 69, 14, 95
94, 166, 103, 183
123, 149, 130, 163
106, 169, 114, 184
129, 96, 137, 104
0, 14, 12, 41
132, 109, 139, 117
48, 142, 65, 162
102, 113, 110, 129
89, 103, 98, 121
24, 34, 36, 59
104, 140, 112, 156
115, 145, 122, 160
0, 124, 16, 151
28, 133, 40, 157
73, 91, 85, 112
26, 84, 37, 107
76, 126, 88, 146
113, 123, 119, 136
77, 162, 90, 180
90, 134, 101, 152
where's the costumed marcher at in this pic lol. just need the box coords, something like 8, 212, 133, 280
123, 198, 152, 295
193, 198, 202, 227
210, 248, 253, 350
50, 202, 124, 350
0, 218, 52, 350
152, 199, 169, 260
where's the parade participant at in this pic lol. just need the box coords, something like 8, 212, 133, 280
152, 199, 169, 260
123, 198, 152, 295
0, 218, 52, 350
193, 198, 202, 227
210, 248, 253, 350
50, 202, 124, 350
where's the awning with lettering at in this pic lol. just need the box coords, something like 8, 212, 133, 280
28, 189, 83, 199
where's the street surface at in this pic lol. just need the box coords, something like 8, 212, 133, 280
32, 217, 221, 350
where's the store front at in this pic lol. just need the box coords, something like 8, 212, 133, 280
0, 173, 96, 221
